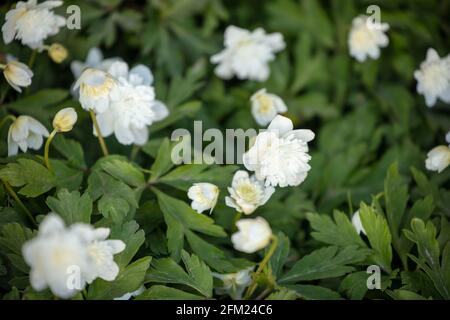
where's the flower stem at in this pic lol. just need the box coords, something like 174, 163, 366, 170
244, 234, 278, 299
44, 129, 57, 171
232, 212, 242, 232
89, 110, 109, 156
28, 50, 37, 68
130, 144, 140, 161
2, 179, 37, 227
0, 114, 16, 129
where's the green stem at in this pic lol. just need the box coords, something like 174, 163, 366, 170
232, 212, 242, 232
0, 114, 16, 129
130, 144, 140, 161
244, 235, 279, 299
44, 129, 57, 171
2, 179, 37, 226
28, 50, 37, 68
90, 110, 109, 156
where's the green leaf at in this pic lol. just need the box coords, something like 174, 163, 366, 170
285, 284, 341, 300
0, 223, 35, 273
52, 135, 86, 169
87, 171, 138, 223
269, 232, 290, 279
109, 220, 146, 269
46, 189, 92, 224
185, 230, 253, 273
359, 203, 393, 273
384, 162, 409, 238
145, 250, 212, 297
100, 159, 145, 187
0, 159, 55, 197
153, 188, 226, 261
340, 271, 369, 300
279, 246, 369, 284
403, 218, 450, 299
136, 285, 204, 300
160, 164, 238, 191
88, 256, 151, 300
149, 138, 174, 181
265, 287, 298, 300
307, 211, 366, 248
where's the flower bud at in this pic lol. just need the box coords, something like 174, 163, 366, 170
53, 108, 78, 132
48, 43, 68, 64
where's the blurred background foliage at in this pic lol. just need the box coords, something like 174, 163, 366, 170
0, 0, 450, 300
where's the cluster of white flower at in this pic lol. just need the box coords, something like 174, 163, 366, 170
72, 50, 168, 146
1, 1, 68, 92
211, 26, 285, 82
22, 214, 125, 298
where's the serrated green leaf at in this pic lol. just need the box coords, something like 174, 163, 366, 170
46, 189, 92, 224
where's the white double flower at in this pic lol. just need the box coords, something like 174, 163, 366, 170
22, 214, 125, 299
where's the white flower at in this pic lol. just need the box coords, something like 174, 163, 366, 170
22, 214, 90, 299
251, 89, 287, 126
94, 61, 169, 146
425, 145, 450, 173
52, 107, 77, 132
243, 115, 314, 187
71, 47, 122, 80
7, 115, 49, 156
1, 60, 33, 93
231, 217, 272, 253
114, 286, 145, 300
348, 15, 389, 62
211, 25, 285, 82
352, 210, 366, 235
2, 0, 66, 49
187, 182, 219, 214
73, 68, 117, 113
83, 228, 126, 283
446, 131, 450, 145
212, 267, 253, 300
414, 48, 450, 107
225, 170, 275, 215
22, 214, 125, 299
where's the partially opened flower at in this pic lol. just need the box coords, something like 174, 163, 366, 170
73, 68, 116, 113
225, 170, 275, 215
414, 48, 450, 107
2, 0, 66, 49
94, 61, 168, 146
187, 182, 219, 214
425, 145, 450, 173
348, 15, 389, 62
7, 115, 49, 156
243, 115, 314, 187
1, 60, 33, 93
211, 25, 285, 81
231, 217, 272, 253
212, 267, 253, 300
52, 107, 77, 132
251, 89, 287, 126
352, 210, 366, 235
